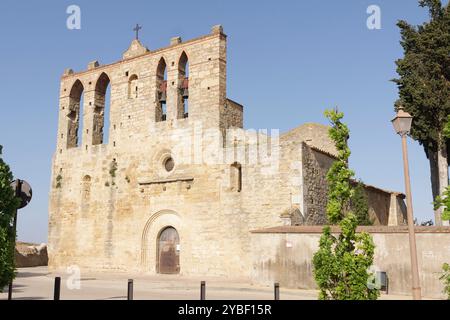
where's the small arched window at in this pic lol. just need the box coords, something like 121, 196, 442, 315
67, 79, 84, 148
230, 162, 242, 192
156, 58, 167, 122
82, 175, 92, 201
128, 74, 138, 99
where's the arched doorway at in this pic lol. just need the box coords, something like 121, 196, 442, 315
157, 226, 180, 274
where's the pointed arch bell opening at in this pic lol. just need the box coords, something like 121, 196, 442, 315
93, 72, 111, 145
156, 58, 167, 122
178, 51, 189, 119
67, 79, 84, 148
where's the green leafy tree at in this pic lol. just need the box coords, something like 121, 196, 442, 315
393, 0, 450, 224
312, 109, 379, 300
434, 116, 450, 221
351, 181, 373, 226
313, 215, 378, 300
444, 115, 450, 138
0, 145, 19, 291
434, 186, 450, 221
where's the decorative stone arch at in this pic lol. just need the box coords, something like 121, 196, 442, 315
140, 210, 182, 273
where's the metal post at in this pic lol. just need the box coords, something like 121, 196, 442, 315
54, 277, 61, 300
8, 181, 20, 301
127, 279, 133, 300
8, 211, 18, 300
401, 135, 421, 300
200, 281, 206, 300
274, 283, 280, 300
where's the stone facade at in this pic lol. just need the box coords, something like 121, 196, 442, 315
48, 26, 406, 277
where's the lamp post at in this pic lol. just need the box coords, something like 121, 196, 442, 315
7, 179, 32, 300
391, 108, 422, 300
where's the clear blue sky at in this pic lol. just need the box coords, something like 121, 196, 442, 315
0, 0, 446, 243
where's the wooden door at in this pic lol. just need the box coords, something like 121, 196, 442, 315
158, 227, 180, 274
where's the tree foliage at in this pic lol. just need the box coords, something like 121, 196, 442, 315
434, 116, 450, 221
323, 109, 354, 224
351, 181, 373, 226
312, 109, 379, 300
444, 115, 450, 138
0, 145, 18, 291
392, 0, 450, 158
434, 187, 450, 221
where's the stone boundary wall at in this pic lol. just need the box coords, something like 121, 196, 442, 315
250, 226, 450, 299
15, 242, 48, 268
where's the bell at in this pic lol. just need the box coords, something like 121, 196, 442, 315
159, 91, 166, 103
182, 88, 189, 98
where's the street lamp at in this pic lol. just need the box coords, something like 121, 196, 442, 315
391, 107, 422, 300
7, 179, 32, 300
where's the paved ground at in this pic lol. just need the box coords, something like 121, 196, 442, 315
1, 266, 414, 300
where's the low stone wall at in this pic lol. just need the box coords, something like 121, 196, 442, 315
250, 226, 450, 299
15, 242, 48, 268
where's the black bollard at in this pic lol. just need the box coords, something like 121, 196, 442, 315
8, 281, 13, 300
274, 282, 280, 300
200, 281, 206, 300
54, 277, 61, 300
127, 279, 133, 300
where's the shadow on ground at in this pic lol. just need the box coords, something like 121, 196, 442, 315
17, 272, 50, 278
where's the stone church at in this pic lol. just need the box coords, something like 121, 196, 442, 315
48, 25, 407, 276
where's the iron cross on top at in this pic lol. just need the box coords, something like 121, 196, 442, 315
133, 24, 142, 40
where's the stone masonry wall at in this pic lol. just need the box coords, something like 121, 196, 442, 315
301, 143, 333, 225
250, 226, 450, 299
300, 142, 407, 226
